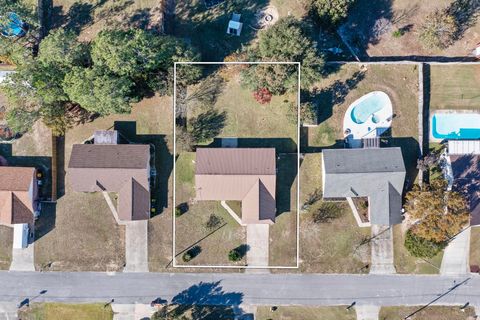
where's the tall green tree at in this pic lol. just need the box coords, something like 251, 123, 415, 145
91, 29, 201, 93
241, 17, 324, 94
63, 66, 134, 115
309, 0, 356, 27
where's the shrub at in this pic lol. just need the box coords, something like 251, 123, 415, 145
182, 252, 192, 262
205, 214, 223, 231
404, 229, 446, 258
228, 249, 241, 262
300, 101, 317, 125
419, 9, 458, 49
253, 88, 272, 104
175, 207, 182, 217
392, 29, 404, 38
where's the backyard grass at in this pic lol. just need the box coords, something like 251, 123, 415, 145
297, 153, 371, 273
18, 303, 113, 320
379, 306, 476, 320
185, 70, 298, 153
470, 227, 480, 272
344, 0, 480, 57
0, 226, 12, 270
393, 224, 443, 274
256, 306, 357, 320
430, 65, 480, 111
50, 0, 160, 41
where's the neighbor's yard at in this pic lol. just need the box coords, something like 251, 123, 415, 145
393, 224, 443, 274
345, 0, 480, 57
307, 63, 419, 185
0, 226, 12, 270
256, 306, 357, 320
379, 306, 476, 320
430, 65, 480, 111
297, 153, 371, 273
18, 303, 113, 320
34, 95, 174, 271
470, 227, 480, 272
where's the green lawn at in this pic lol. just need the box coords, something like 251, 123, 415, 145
430, 65, 480, 111
297, 153, 371, 273
470, 227, 480, 271
18, 303, 113, 320
379, 306, 476, 320
0, 226, 12, 270
256, 306, 357, 320
393, 224, 443, 274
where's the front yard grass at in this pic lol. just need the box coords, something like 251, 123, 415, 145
0, 226, 12, 270
297, 153, 371, 273
470, 226, 480, 271
256, 306, 357, 320
174, 153, 246, 266
379, 306, 476, 320
393, 224, 443, 274
430, 65, 480, 111
18, 303, 113, 320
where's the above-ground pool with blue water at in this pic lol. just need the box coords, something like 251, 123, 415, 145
351, 92, 391, 124
431, 112, 480, 140
0, 12, 26, 37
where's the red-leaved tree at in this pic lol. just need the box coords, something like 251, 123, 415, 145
253, 87, 272, 104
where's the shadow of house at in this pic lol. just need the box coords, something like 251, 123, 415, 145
450, 154, 480, 226
173, 0, 268, 61
0, 144, 54, 241
169, 281, 250, 319
114, 121, 172, 216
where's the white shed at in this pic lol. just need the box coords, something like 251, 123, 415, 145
226, 13, 243, 36
13, 223, 29, 249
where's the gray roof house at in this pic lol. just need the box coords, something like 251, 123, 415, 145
322, 147, 406, 226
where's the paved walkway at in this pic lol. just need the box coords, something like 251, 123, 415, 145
123, 221, 149, 273
0, 302, 17, 320
112, 303, 155, 320
246, 225, 269, 267
440, 228, 471, 275
370, 225, 395, 275
9, 245, 35, 272
355, 305, 380, 320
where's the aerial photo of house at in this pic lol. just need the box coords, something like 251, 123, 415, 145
0, 0, 480, 319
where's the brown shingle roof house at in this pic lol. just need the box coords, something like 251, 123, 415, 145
195, 148, 276, 224
68, 144, 151, 221
0, 166, 38, 225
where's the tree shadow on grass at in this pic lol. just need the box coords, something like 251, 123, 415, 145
311, 70, 366, 125
189, 109, 227, 143
174, 0, 269, 60
448, 0, 480, 40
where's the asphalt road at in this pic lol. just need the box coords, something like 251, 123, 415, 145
0, 271, 478, 308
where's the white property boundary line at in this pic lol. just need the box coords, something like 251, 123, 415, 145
173, 61, 301, 269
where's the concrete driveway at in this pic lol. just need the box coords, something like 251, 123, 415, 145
370, 225, 395, 274
123, 221, 148, 273
246, 224, 269, 267
0, 302, 17, 320
9, 231, 35, 272
440, 227, 470, 275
